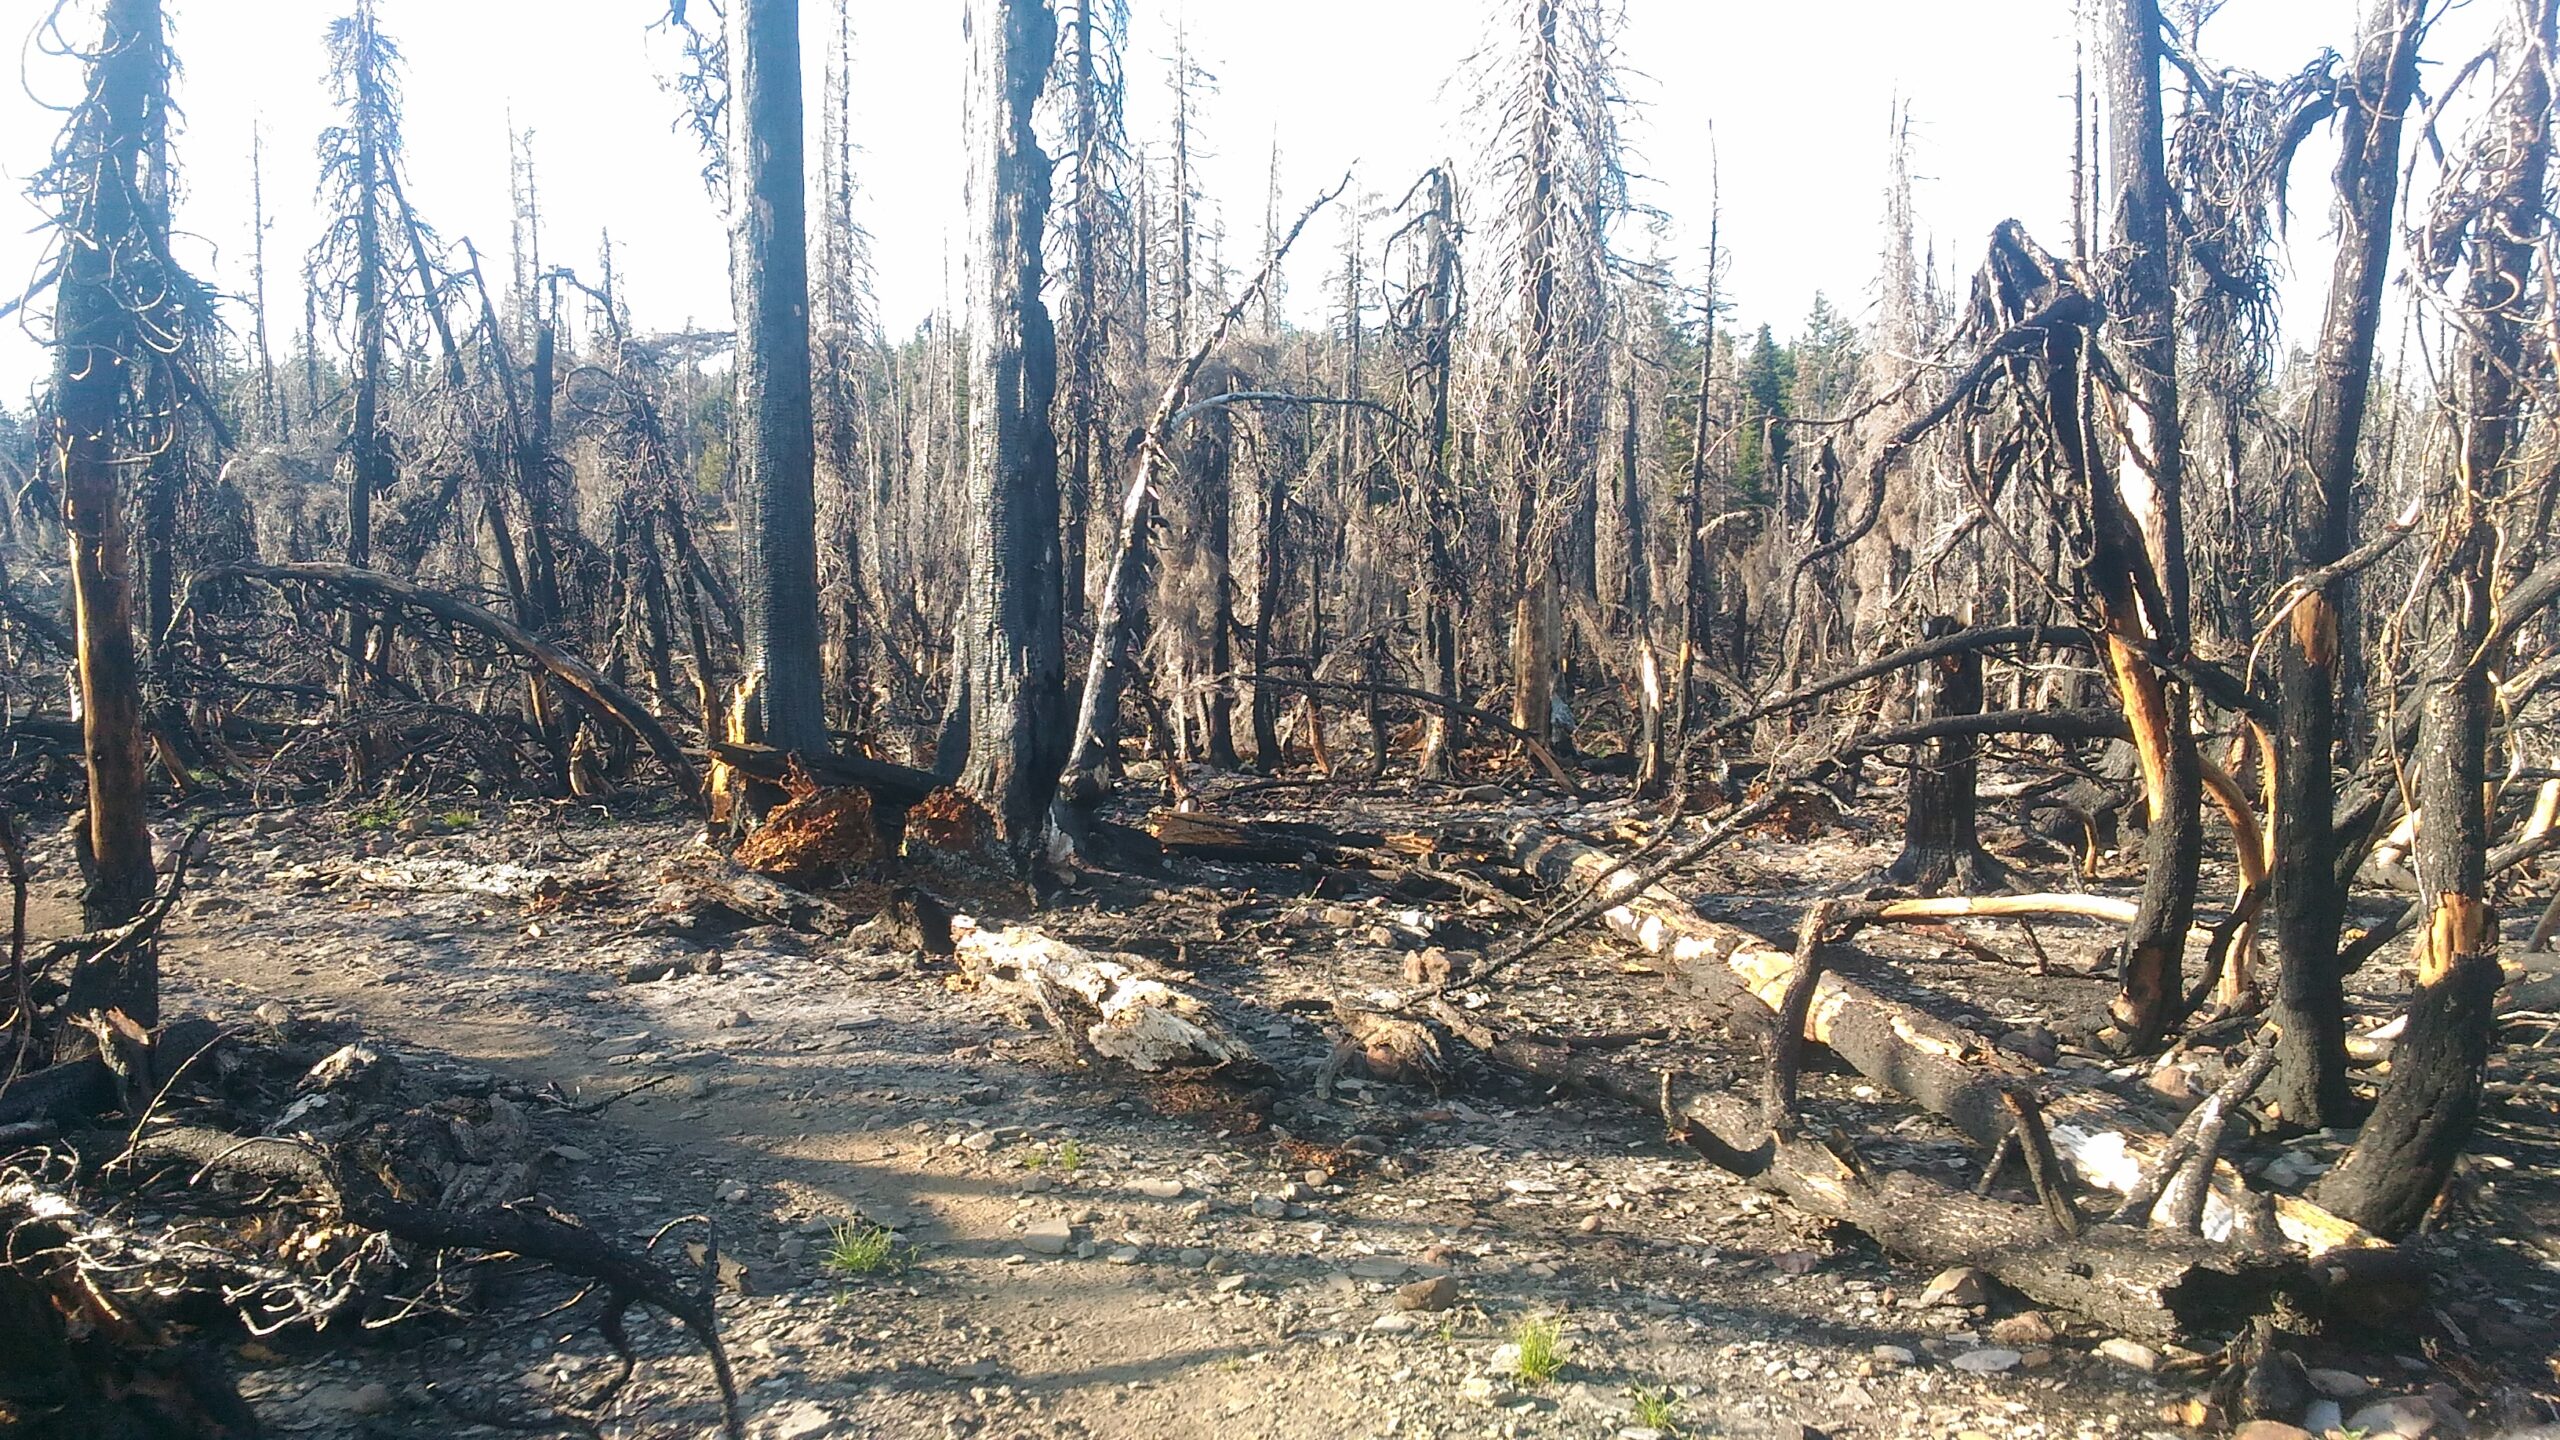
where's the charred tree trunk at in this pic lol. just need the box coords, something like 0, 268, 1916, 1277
2266, 0, 2424, 1129
726, 0, 830, 755
1507, 0, 1565, 751
2092, 0, 2203, 1054
2316, 0, 2552, 1236
1669, 211, 1718, 760
1408, 169, 1462, 779
1884, 616, 2008, 893
1192, 380, 1239, 770
943, 0, 1067, 852
55, 0, 168, 962
340, 2, 395, 698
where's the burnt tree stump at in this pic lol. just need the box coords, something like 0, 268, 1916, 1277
1884, 615, 2011, 894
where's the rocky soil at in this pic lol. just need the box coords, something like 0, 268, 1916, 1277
19, 781, 2560, 1440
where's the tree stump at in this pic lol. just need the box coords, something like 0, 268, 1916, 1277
1883, 615, 2010, 894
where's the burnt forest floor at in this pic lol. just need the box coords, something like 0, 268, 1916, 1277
22, 769, 2560, 1440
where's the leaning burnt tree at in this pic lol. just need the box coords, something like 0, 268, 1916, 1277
942, 0, 1069, 853
727, 0, 830, 756
42, 0, 196, 1009
2317, 0, 2557, 1235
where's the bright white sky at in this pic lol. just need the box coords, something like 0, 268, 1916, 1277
0, 1, 2478, 408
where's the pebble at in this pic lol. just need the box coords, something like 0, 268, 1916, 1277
1988, 1311, 2056, 1347
1870, 1345, 1917, 1366
1250, 1194, 1288, 1219
2304, 1400, 2345, 1434
759, 1400, 842, 1440
1950, 1348, 2021, 1374
349, 1382, 395, 1416
2230, 1426, 2315, 1440
1348, 1256, 1409, 1280
2344, 1396, 2453, 1438
2097, 1337, 2161, 1373
1132, 1178, 1185, 1199
1020, 1218, 1073, 1256
1918, 1265, 1990, 1309
2306, 1368, 2374, 1399
1393, 1275, 1460, 1312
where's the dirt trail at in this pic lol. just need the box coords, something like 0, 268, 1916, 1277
23, 797, 2551, 1440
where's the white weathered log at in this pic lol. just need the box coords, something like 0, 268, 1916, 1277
950, 918, 1254, 1073
1508, 823, 2376, 1257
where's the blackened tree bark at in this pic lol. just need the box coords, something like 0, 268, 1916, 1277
1054, 0, 1122, 622
1507, 0, 1565, 749
1187, 363, 1239, 769
320, 1, 399, 697
726, 0, 829, 755
2267, 0, 2426, 1129
1883, 616, 2008, 893
1405, 167, 1463, 779
1668, 210, 1718, 755
2317, 0, 2553, 1236
944, 0, 1067, 850
2092, 0, 2204, 1053
49, 0, 171, 1006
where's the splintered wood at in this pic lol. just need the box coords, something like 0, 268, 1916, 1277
1506, 823, 2377, 1258
950, 918, 1256, 1075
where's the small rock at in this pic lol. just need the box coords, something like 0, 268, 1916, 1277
1459, 1375, 1505, 1403
1213, 1275, 1250, 1294
1132, 1178, 1185, 1199
1371, 1312, 1419, 1333
2305, 1368, 2374, 1399
1918, 1265, 1991, 1309
1997, 1023, 2059, 1064
1988, 1311, 2057, 1347
546, 1145, 593, 1164
2344, 1396, 2454, 1439
2097, 1337, 2162, 1373
2303, 1400, 2344, 1434
1394, 1274, 1460, 1312
759, 1400, 841, 1440
252, 1001, 292, 1029
961, 1131, 1000, 1152
2260, 1151, 2331, 1189
1348, 1256, 1409, 1280
1950, 1348, 2021, 1374
349, 1382, 395, 1416
1020, 1218, 1073, 1256
717, 1182, 751, 1204
1282, 1181, 1317, 1202
1250, 1194, 1288, 1219
1870, 1344, 1917, 1366
2230, 1425, 2313, 1440
1106, 1246, 1141, 1265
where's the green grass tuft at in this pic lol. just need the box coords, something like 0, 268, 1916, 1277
349, 794, 413, 831
1511, 1313, 1566, 1384
1628, 1384, 1677, 1431
821, 1222, 905, 1278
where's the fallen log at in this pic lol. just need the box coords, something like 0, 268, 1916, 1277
1506, 823, 2377, 1256
1430, 1004, 2291, 1342
199, 562, 703, 806
709, 739, 940, 812
949, 918, 1256, 1075
1144, 808, 1384, 865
